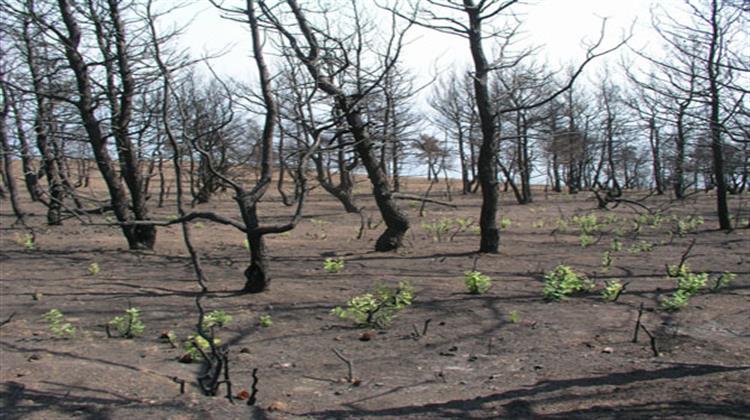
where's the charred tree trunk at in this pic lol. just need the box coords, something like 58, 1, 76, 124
648, 116, 664, 194
21, 18, 63, 224
464, 1, 500, 253
8, 89, 42, 202
344, 100, 409, 251
57, 0, 153, 249
0, 79, 25, 223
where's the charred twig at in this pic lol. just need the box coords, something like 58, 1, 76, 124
247, 368, 259, 406
639, 324, 660, 357
393, 192, 458, 209
331, 348, 354, 383
172, 377, 186, 395
422, 318, 432, 336
666, 238, 697, 276
612, 281, 630, 302
0, 312, 16, 328
632, 302, 644, 343
411, 318, 432, 339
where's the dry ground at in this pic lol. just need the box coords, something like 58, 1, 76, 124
1, 178, 749, 419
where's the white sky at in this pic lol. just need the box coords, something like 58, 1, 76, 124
177, 0, 660, 84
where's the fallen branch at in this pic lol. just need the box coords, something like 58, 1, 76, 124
393, 192, 458, 209
592, 189, 653, 214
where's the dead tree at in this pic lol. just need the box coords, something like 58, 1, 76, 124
258, 0, 412, 251
391, 0, 626, 252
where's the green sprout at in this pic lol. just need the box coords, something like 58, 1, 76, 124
543, 265, 593, 301
712, 272, 736, 291
421, 218, 453, 242
43, 309, 76, 338
88, 262, 100, 276
661, 265, 709, 311
464, 271, 492, 294
259, 314, 273, 328
499, 216, 512, 230
628, 240, 654, 254
601, 280, 624, 302
202, 310, 232, 330
182, 335, 221, 362
579, 234, 595, 248
509, 310, 520, 323
331, 282, 414, 328
323, 257, 345, 273
571, 213, 599, 234
16, 233, 35, 251
108, 307, 145, 338
601, 250, 613, 271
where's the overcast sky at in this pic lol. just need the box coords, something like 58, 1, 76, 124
177, 0, 658, 84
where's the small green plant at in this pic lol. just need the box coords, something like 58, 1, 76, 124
579, 234, 595, 248
259, 314, 273, 328
666, 263, 688, 278
629, 240, 654, 254
610, 238, 623, 252
508, 310, 520, 323
601, 250, 613, 270
242, 239, 249, 250
108, 307, 145, 338
464, 271, 492, 294
88, 262, 100, 276
183, 334, 221, 361
16, 233, 35, 251
661, 289, 691, 311
450, 218, 475, 240
202, 310, 232, 330
676, 271, 708, 295
421, 218, 453, 242
43, 309, 76, 338
331, 281, 414, 328
532, 219, 545, 229
676, 215, 704, 236
543, 265, 593, 301
571, 213, 599, 234
194, 222, 205, 229
499, 216, 512, 229
712, 272, 735, 291
601, 280, 624, 302
661, 265, 709, 311
161, 330, 179, 347
323, 257, 345, 273
603, 214, 619, 225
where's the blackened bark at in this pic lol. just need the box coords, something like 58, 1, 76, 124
0, 80, 25, 223
706, 0, 730, 230
464, 0, 500, 253
21, 18, 63, 224
344, 101, 409, 251
242, 0, 278, 292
